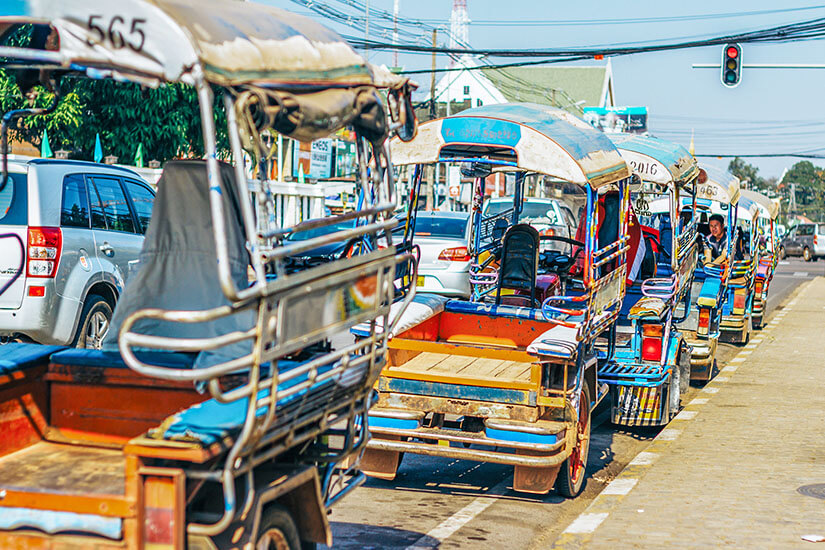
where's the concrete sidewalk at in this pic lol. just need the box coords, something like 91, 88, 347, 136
553, 277, 825, 549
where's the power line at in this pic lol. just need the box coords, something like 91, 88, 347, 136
346, 17, 825, 58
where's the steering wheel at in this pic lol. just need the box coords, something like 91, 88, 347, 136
538, 237, 585, 276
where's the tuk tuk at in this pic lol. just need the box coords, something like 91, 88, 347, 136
741, 190, 780, 329
719, 197, 760, 344
600, 135, 699, 426
0, 1, 417, 548
678, 166, 741, 382
355, 103, 632, 496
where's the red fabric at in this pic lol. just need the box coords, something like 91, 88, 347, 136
624, 206, 643, 284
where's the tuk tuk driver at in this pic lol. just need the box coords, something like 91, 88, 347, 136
704, 213, 727, 264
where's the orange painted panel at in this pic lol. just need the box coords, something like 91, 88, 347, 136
438, 312, 554, 348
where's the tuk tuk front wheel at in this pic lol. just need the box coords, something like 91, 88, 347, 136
556, 384, 591, 498
256, 504, 301, 550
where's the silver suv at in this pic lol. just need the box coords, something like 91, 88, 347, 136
0, 156, 154, 347
779, 222, 825, 262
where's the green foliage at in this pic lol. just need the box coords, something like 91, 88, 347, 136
780, 160, 825, 221
0, 70, 229, 162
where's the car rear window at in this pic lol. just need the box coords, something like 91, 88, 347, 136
0, 172, 28, 225
287, 221, 354, 241
414, 216, 468, 239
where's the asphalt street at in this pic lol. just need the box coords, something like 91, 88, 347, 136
324, 258, 819, 550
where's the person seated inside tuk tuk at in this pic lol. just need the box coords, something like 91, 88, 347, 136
703, 213, 744, 265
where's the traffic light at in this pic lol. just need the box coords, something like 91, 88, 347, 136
721, 43, 742, 87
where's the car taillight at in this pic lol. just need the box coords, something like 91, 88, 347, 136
540, 228, 555, 237
27, 227, 62, 278
641, 323, 663, 362
438, 246, 470, 262
698, 308, 710, 336
815, 235, 819, 246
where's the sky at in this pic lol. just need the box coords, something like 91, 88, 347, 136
261, 0, 825, 180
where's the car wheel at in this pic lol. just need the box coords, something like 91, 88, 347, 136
73, 295, 113, 349
778, 246, 785, 260
803, 247, 812, 262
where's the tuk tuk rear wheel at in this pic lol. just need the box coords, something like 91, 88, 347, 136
556, 384, 591, 498
256, 504, 301, 550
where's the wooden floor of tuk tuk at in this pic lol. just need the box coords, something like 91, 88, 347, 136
388, 351, 534, 384
0, 441, 125, 496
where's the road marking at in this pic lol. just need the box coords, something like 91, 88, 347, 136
793, 272, 809, 277
675, 410, 697, 420
405, 479, 509, 549
721, 365, 738, 373
658, 428, 682, 440
730, 356, 747, 363
691, 397, 710, 405
779, 260, 790, 265
602, 478, 638, 496
629, 451, 658, 466
702, 387, 720, 394
714, 376, 730, 382
562, 513, 609, 534
738, 350, 753, 356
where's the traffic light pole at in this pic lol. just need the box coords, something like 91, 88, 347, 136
693, 63, 825, 69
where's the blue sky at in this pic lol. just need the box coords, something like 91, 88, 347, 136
262, 1, 825, 179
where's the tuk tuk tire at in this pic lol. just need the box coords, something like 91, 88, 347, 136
803, 247, 812, 262
752, 315, 762, 330
256, 503, 301, 550
556, 383, 591, 498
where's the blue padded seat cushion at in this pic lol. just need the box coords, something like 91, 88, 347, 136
699, 277, 722, 300
50, 348, 197, 370
444, 299, 545, 321
0, 343, 66, 374
160, 359, 338, 446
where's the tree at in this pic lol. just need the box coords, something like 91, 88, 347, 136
0, 72, 229, 163
728, 157, 762, 189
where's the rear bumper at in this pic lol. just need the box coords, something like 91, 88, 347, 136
367, 410, 569, 468
683, 334, 717, 369
416, 269, 470, 298
0, 283, 78, 344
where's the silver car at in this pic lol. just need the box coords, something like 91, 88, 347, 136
412, 211, 472, 298
482, 197, 576, 249
0, 156, 154, 347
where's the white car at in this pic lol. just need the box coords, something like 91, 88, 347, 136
411, 212, 472, 298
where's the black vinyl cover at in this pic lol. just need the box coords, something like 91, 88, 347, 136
103, 160, 254, 368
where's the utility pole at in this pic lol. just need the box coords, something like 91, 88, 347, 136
393, 0, 399, 68
427, 29, 437, 210
365, 0, 370, 61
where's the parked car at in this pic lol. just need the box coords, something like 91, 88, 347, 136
0, 157, 155, 348
778, 223, 825, 261
482, 196, 576, 250
412, 211, 472, 298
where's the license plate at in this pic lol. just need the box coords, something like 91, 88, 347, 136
417, 276, 426, 287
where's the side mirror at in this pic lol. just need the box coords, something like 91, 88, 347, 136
460, 161, 492, 179
388, 84, 417, 143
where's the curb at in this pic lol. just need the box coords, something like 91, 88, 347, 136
550, 278, 813, 549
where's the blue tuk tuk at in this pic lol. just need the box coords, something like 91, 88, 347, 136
355, 103, 632, 496
599, 135, 700, 426
678, 166, 741, 382
719, 197, 761, 343
741, 190, 781, 329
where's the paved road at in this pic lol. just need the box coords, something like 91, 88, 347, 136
324, 259, 817, 550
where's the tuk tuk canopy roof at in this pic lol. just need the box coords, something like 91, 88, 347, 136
609, 134, 699, 186
390, 103, 630, 188
736, 197, 760, 223
0, 0, 393, 88
740, 189, 780, 219
697, 165, 740, 205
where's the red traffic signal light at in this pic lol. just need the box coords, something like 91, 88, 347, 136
722, 43, 742, 87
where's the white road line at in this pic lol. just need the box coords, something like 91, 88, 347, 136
562, 513, 610, 534
602, 478, 638, 496
629, 451, 658, 466
714, 376, 730, 382
793, 272, 809, 277
721, 365, 738, 373
405, 479, 509, 549
730, 356, 746, 363
691, 397, 710, 405
738, 350, 753, 356
675, 410, 698, 420
702, 387, 720, 394
658, 428, 682, 440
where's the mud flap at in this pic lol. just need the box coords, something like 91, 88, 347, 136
360, 435, 405, 480
513, 449, 561, 494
